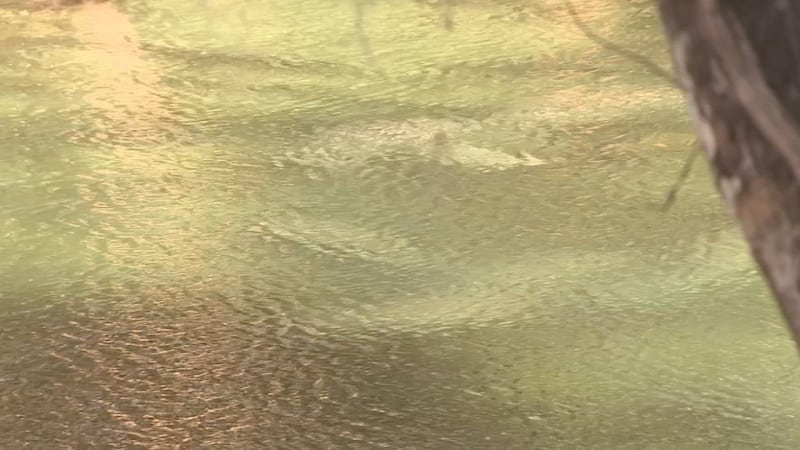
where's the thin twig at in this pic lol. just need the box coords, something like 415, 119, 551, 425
563, 0, 680, 89
562, 1, 698, 209
661, 146, 700, 212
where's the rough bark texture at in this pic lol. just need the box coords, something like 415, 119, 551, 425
655, 0, 800, 349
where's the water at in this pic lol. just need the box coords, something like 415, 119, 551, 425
1, 1, 800, 448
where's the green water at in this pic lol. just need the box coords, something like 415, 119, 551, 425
1, 1, 799, 448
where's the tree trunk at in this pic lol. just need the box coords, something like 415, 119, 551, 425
655, 1, 800, 349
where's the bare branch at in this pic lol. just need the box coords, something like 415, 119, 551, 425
564, 0, 678, 89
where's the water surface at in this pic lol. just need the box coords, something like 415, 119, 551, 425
1, 1, 799, 448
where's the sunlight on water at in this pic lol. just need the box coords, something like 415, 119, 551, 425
2, 0, 800, 448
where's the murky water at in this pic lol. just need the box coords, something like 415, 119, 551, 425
2, 1, 800, 448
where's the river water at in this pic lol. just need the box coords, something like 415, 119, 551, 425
1, 1, 799, 448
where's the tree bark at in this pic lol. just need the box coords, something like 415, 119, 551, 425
655, 0, 800, 349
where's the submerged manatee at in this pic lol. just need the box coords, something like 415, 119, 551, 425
275, 118, 546, 171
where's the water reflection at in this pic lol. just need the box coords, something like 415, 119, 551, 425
1, 0, 800, 448
70, 0, 180, 145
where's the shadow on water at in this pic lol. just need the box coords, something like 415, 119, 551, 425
2, 0, 800, 448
